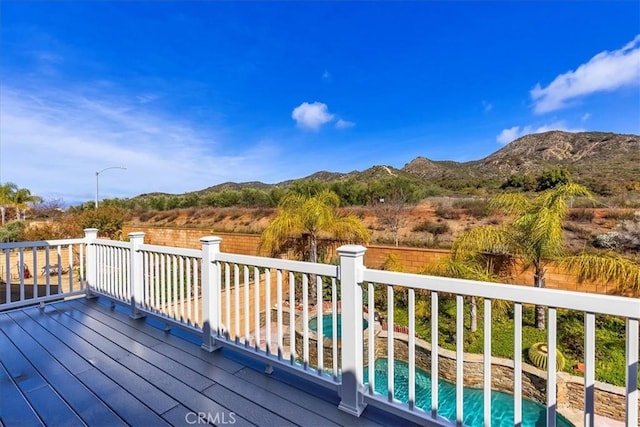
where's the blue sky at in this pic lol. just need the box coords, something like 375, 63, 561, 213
1, 1, 639, 205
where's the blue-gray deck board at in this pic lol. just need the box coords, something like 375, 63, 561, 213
0, 297, 420, 427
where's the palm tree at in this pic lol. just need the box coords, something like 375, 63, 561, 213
451, 183, 595, 329
0, 182, 18, 226
450, 183, 640, 329
260, 190, 370, 304
259, 190, 370, 263
561, 252, 640, 292
12, 187, 41, 220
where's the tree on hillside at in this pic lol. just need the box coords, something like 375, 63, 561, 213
536, 168, 571, 191
369, 177, 425, 246
259, 190, 370, 264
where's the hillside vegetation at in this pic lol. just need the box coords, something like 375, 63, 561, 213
111, 131, 639, 211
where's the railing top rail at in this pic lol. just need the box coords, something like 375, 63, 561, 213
363, 268, 640, 319
0, 238, 86, 249
215, 252, 339, 277
138, 243, 201, 258
93, 239, 131, 249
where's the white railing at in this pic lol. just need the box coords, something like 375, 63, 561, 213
0, 233, 90, 311
93, 238, 131, 303
4, 230, 638, 426
359, 265, 640, 426
202, 237, 342, 391
137, 240, 202, 329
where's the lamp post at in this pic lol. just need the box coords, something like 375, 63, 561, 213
95, 166, 126, 209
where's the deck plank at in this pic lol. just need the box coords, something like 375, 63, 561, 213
72, 300, 330, 425
4, 311, 126, 426
70, 298, 245, 373
42, 305, 242, 422
202, 383, 311, 427
75, 368, 170, 426
0, 360, 42, 426
34, 303, 252, 426
5, 308, 171, 426
5, 311, 93, 375
59, 303, 216, 391
234, 366, 388, 427
114, 353, 254, 427
71, 300, 348, 426
45, 303, 255, 426
0, 325, 82, 426
21, 307, 179, 415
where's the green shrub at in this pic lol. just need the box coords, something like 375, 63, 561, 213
0, 221, 25, 242
567, 209, 595, 222
435, 205, 460, 220
78, 206, 125, 239
603, 210, 636, 221
453, 199, 491, 219
536, 168, 571, 191
413, 220, 450, 235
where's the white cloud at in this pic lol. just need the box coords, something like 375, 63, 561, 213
291, 101, 335, 131
581, 113, 591, 122
0, 85, 280, 203
496, 126, 522, 145
322, 70, 332, 82
531, 34, 640, 114
335, 118, 355, 129
482, 100, 493, 112
496, 121, 584, 144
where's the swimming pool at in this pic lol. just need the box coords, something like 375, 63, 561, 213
308, 314, 368, 339
365, 358, 573, 427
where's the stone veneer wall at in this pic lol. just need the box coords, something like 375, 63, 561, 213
375, 331, 636, 423
559, 375, 639, 422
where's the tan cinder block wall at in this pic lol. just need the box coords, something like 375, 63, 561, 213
122, 225, 261, 255
122, 225, 637, 297
363, 244, 450, 272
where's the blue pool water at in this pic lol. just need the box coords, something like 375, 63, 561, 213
308, 314, 368, 339
364, 359, 573, 427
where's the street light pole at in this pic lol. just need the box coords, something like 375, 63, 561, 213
95, 166, 126, 209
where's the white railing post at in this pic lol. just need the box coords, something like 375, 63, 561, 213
129, 232, 145, 319
84, 228, 98, 297
626, 318, 639, 427
201, 236, 222, 352
337, 244, 367, 416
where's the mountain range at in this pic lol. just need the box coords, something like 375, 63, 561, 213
144, 131, 640, 197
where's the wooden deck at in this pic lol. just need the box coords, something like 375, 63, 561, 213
0, 297, 419, 427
